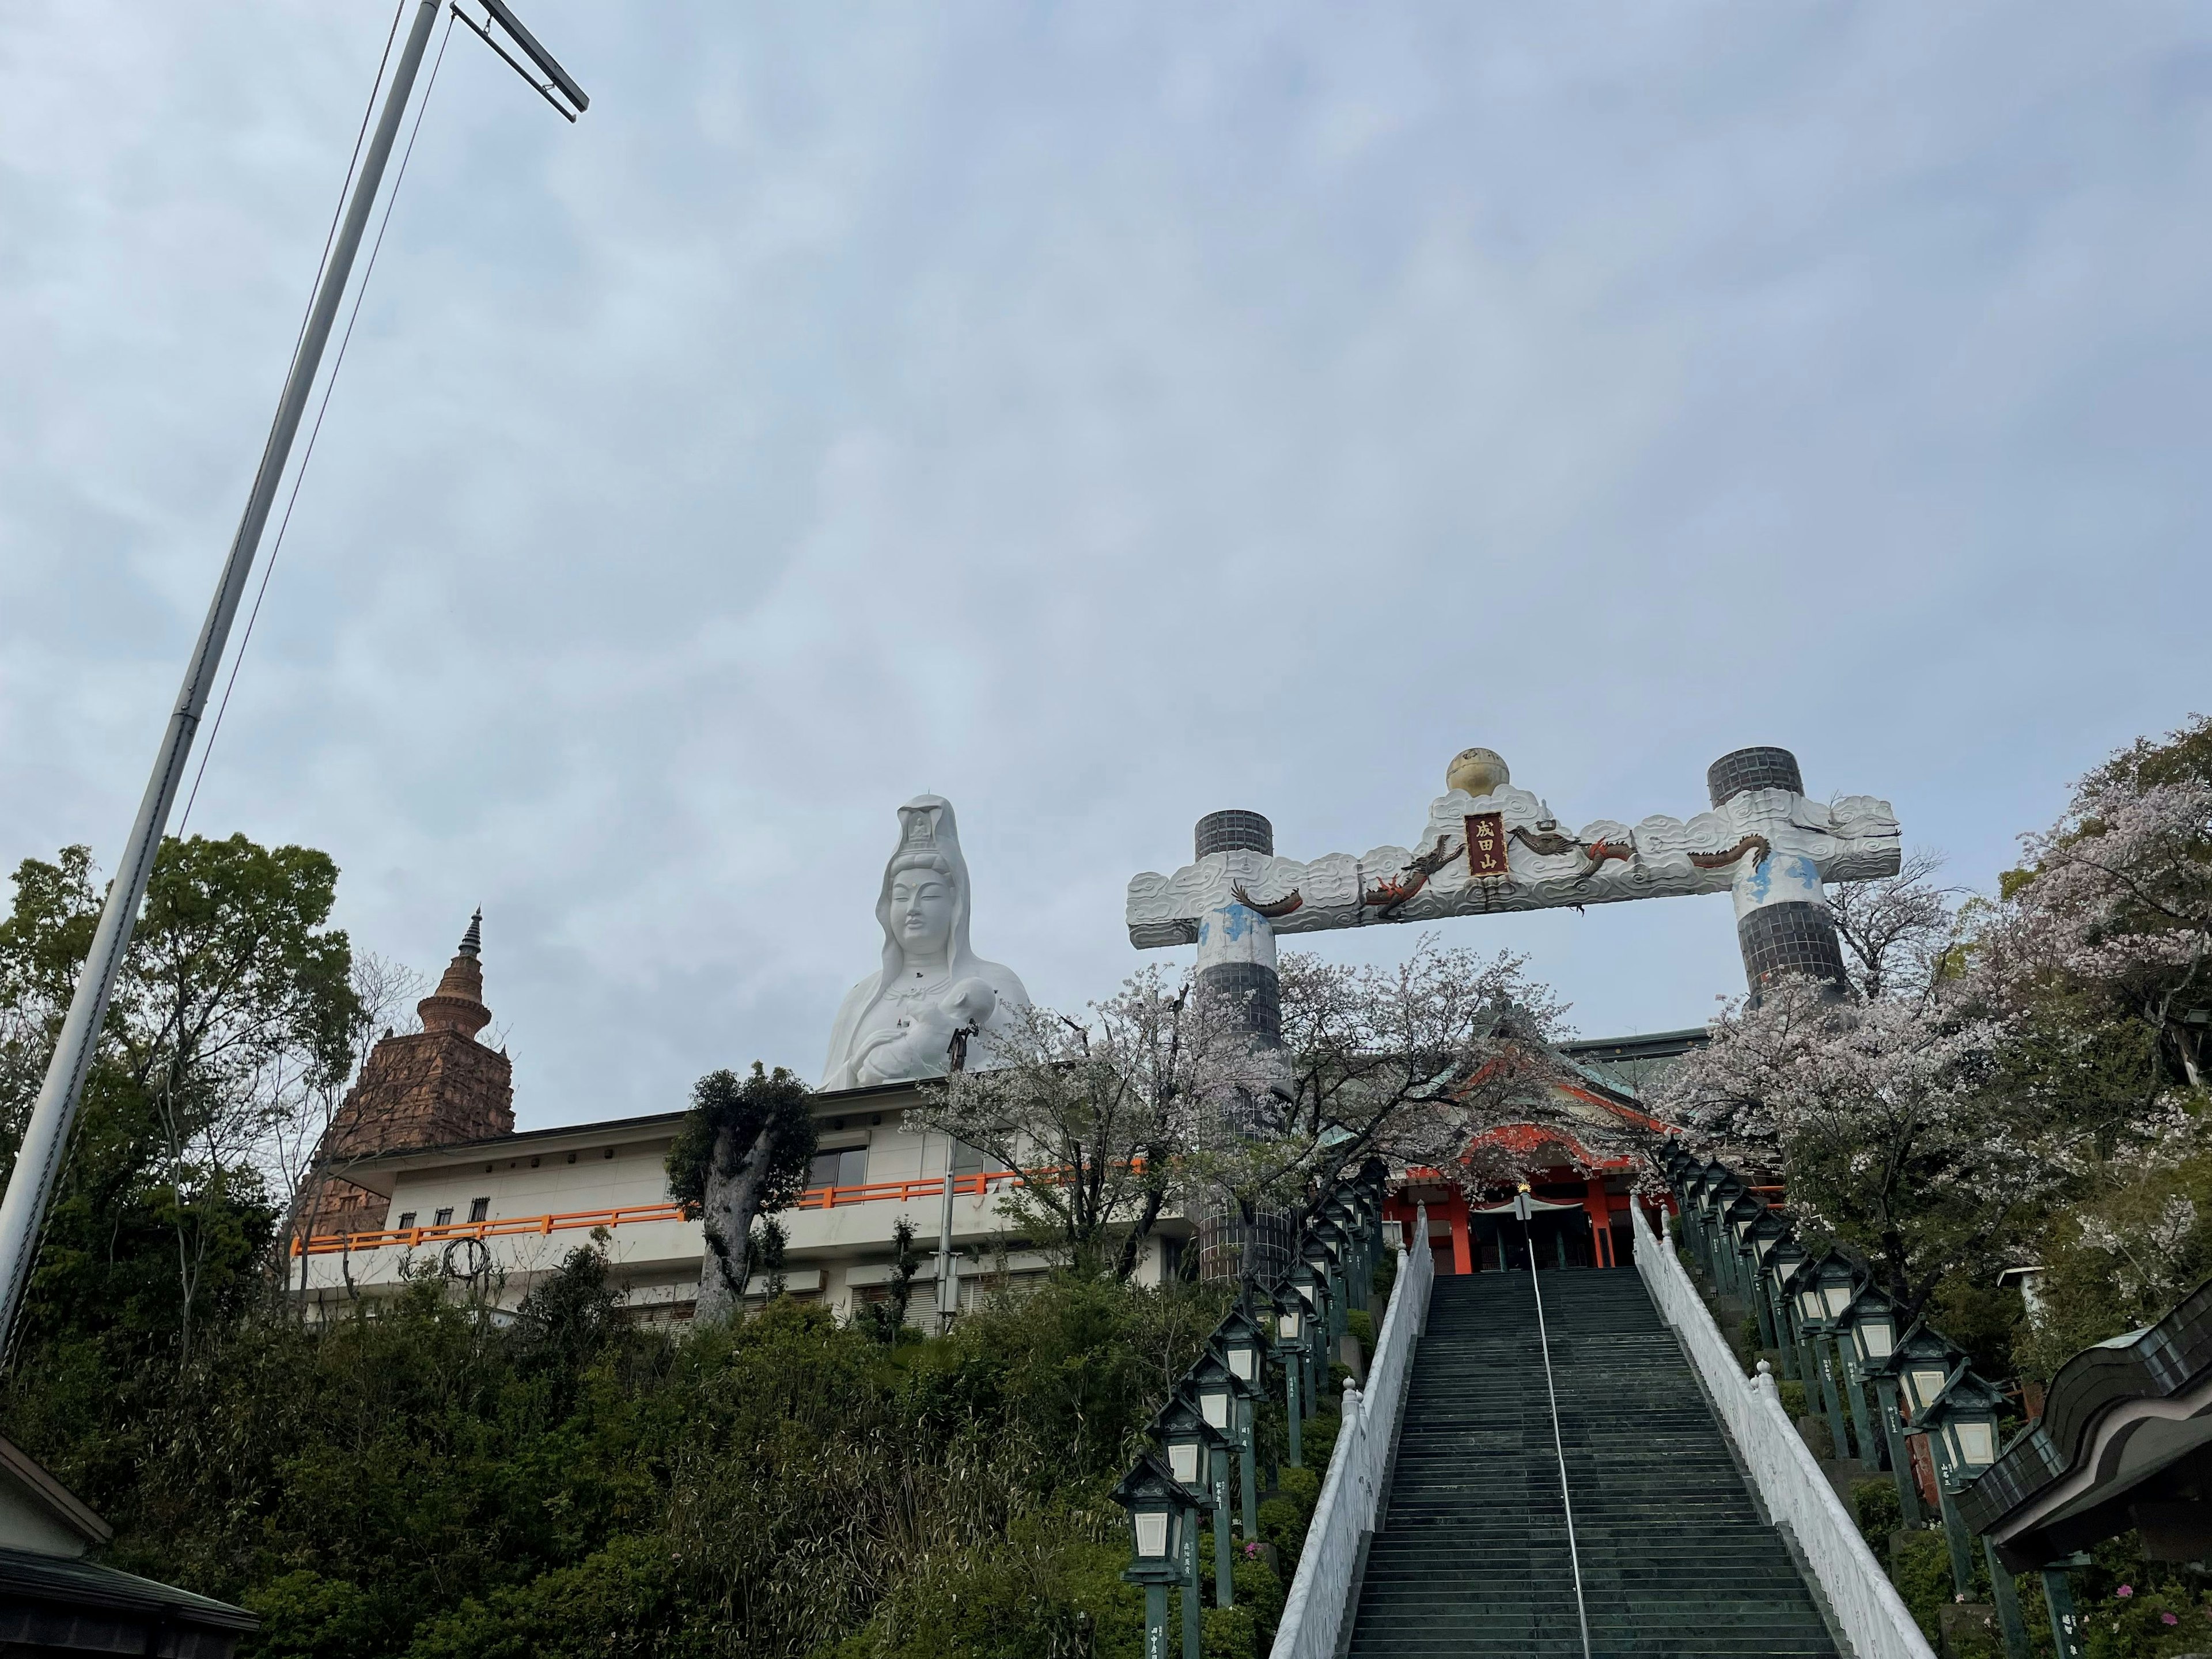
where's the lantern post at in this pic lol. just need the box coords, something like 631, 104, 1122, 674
1185, 1350, 1244, 1607
1788, 1253, 1861, 1458
1287, 1257, 1330, 1418
2040, 1557, 2088, 1659
1148, 1392, 1230, 1656
1833, 1285, 1901, 1472
1869, 1321, 1968, 1525
1112, 1454, 1207, 1659
1308, 1218, 1351, 1338
1266, 1279, 1310, 1465
1918, 1367, 2006, 1600
1215, 1304, 1271, 1537
1759, 1233, 1809, 1381
1738, 1208, 1790, 1351
1719, 1191, 1766, 1303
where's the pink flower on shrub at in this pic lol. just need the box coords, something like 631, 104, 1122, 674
2164, 1613, 2180, 1626
2117, 1586, 2133, 1598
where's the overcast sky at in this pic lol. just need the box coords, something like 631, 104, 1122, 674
3, 3, 2207, 1128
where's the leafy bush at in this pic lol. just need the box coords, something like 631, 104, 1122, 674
1370, 1249, 1397, 1304
1889, 1529, 1956, 1644
1850, 1478, 1900, 1559
1259, 1464, 1323, 1568
2, 1255, 1235, 1659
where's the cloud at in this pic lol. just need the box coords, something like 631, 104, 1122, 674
3, 1, 2208, 1125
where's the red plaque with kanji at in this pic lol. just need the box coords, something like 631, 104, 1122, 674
1464, 812, 1509, 878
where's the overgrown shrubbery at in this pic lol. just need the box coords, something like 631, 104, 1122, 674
2, 1245, 1272, 1658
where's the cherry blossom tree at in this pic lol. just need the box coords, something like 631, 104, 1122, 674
1826, 847, 1963, 1003
1980, 768, 2212, 1089
913, 938, 1582, 1283
1650, 974, 2043, 1312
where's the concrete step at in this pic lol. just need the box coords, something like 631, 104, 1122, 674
1344, 1267, 1836, 1659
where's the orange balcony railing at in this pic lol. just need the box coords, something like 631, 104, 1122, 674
291, 1169, 1026, 1257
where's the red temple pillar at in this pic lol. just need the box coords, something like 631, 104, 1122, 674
1582, 1184, 1612, 1268
1448, 1190, 1472, 1276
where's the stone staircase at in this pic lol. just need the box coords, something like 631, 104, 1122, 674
1344, 1269, 1839, 1658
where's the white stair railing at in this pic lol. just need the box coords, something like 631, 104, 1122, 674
1269, 1204, 1434, 1659
1634, 1203, 1936, 1659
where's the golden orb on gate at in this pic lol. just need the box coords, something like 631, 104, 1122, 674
1446, 747, 1511, 797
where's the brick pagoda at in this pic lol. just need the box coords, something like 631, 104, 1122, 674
301, 911, 514, 1237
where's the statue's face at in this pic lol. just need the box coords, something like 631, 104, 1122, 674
890, 871, 955, 959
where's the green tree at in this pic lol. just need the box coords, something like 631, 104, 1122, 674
0, 834, 358, 1364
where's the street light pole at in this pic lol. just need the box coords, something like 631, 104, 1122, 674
0, 0, 446, 1354
0, 0, 585, 1357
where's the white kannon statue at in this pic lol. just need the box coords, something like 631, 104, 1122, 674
820, 795, 1032, 1091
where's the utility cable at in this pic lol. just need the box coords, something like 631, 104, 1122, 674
1522, 1206, 1594, 1659
0, 5, 412, 1385
286, 3, 408, 382
180, 9, 456, 835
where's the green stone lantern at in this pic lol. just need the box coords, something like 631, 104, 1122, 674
1786, 1252, 1862, 1460
1879, 1320, 1969, 1419
1213, 1304, 1271, 1536
1318, 1196, 1359, 1306
1183, 1348, 1253, 1607
1304, 1223, 1350, 1343
1831, 1282, 1902, 1481
1918, 1366, 2008, 1600
1758, 1232, 1810, 1380
1926, 1369, 2005, 1477
1867, 1320, 1967, 1525
1264, 1279, 1310, 1466
1286, 1256, 1331, 1414
1738, 1209, 1791, 1351
1718, 1191, 1765, 1301
1698, 1174, 1748, 1289
1112, 1453, 1208, 1659
1146, 1390, 1232, 1652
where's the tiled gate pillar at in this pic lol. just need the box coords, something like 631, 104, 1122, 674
1707, 746, 1850, 998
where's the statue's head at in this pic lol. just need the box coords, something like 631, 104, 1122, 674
887, 853, 956, 960
874, 796, 972, 972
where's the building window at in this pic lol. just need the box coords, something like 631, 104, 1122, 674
396, 1211, 416, 1229
433, 1207, 454, 1227
468, 1197, 490, 1222
950, 1140, 1005, 1177
806, 1147, 869, 1191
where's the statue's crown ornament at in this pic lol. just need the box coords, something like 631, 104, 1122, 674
899, 797, 946, 849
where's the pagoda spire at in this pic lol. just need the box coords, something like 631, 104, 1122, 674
417, 909, 492, 1038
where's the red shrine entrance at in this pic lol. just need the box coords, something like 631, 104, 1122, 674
1382, 1081, 1676, 1275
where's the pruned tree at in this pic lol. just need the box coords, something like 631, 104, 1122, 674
853, 1217, 921, 1342
666, 1063, 817, 1325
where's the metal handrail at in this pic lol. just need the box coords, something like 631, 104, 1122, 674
1270, 1205, 1434, 1659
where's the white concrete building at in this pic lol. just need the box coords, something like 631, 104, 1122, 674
294, 1079, 1191, 1322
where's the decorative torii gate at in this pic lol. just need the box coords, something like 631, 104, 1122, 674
1127, 743, 1902, 1041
